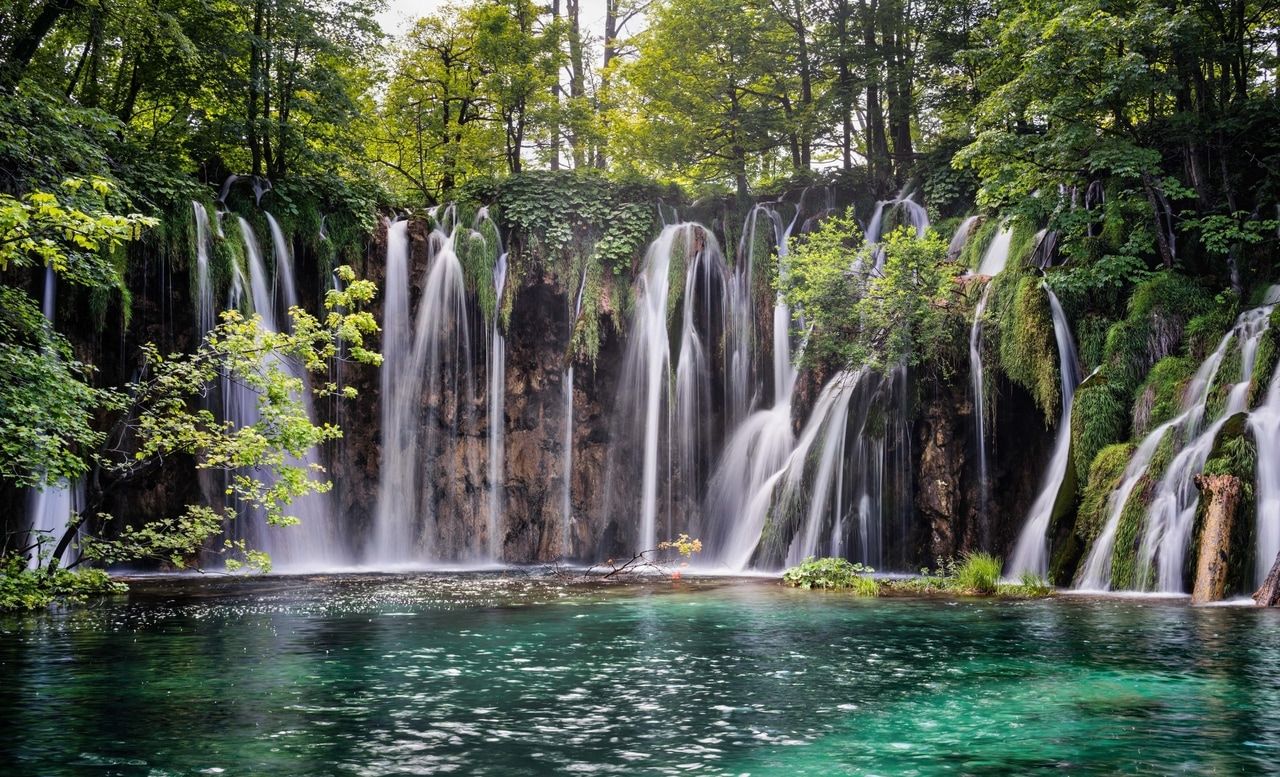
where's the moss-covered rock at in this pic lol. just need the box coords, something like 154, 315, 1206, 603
1132, 356, 1194, 438
1070, 382, 1129, 484
990, 272, 1060, 423
1076, 443, 1135, 545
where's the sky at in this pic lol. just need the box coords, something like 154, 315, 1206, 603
377, 0, 614, 42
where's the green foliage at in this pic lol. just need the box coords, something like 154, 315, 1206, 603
782, 557, 878, 595
0, 178, 157, 291
609, 0, 789, 196
782, 213, 958, 375
1183, 212, 1280, 257
0, 555, 126, 612
0, 287, 115, 487
888, 555, 1051, 598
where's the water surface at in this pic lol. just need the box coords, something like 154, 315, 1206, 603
2, 573, 1279, 775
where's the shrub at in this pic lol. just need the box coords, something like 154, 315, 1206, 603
954, 552, 1002, 594
782, 557, 879, 595
0, 555, 127, 612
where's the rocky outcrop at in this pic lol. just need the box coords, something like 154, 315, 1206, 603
1191, 473, 1242, 604
1255, 551, 1280, 606
915, 380, 972, 561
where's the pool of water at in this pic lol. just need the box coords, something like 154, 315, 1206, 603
2, 573, 1279, 775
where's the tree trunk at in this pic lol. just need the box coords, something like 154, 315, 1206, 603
0, 0, 79, 91
549, 0, 562, 170
1191, 473, 1241, 604
836, 0, 853, 171
861, 0, 890, 193
567, 0, 586, 168
248, 0, 265, 176
596, 0, 619, 168
1141, 173, 1176, 267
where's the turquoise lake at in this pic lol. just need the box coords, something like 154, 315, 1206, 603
3, 573, 1279, 775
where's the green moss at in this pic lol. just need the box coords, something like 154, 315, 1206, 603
1132, 356, 1194, 438
1076, 443, 1136, 544
1071, 381, 1129, 483
1251, 317, 1279, 407
1109, 476, 1153, 591
958, 216, 997, 272
1076, 313, 1114, 372
1204, 337, 1244, 423
990, 271, 1060, 422
1106, 273, 1214, 396
1185, 305, 1236, 361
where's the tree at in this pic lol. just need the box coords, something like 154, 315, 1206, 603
610, 0, 790, 198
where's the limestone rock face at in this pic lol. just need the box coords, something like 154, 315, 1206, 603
915, 381, 970, 561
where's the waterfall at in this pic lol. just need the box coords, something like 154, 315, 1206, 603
865, 189, 930, 273
1251, 287, 1280, 586
1075, 319, 1238, 590
25, 267, 82, 569
607, 223, 728, 554
976, 225, 1014, 276
947, 215, 980, 260
969, 285, 994, 540
192, 202, 214, 335
229, 216, 344, 570
1006, 287, 1082, 579
1135, 303, 1274, 592
704, 203, 802, 567
371, 220, 414, 561
561, 267, 588, 558
370, 218, 475, 564
964, 219, 1008, 545
487, 249, 507, 561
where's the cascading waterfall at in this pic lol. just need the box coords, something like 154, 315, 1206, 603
229, 216, 344, 570
1075, 294, 1274, 593
192, 202, 214, 335
1251, 287, 1280, 585
607, 222, 729, 554
1136, 302, 1275, 592
705, 204, 801, 567
1075, 309, 1248, 590
370, 215, 475, 564
965, 221, 1012, 542
561, 267, 588, 557
1006, 287, 1081, 579
947, 215, 980, 259
864, 189, 930, 272
976, 225, 1014, 276
487, 248, 507, 561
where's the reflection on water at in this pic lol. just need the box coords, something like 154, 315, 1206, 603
2, 573, 1279, 775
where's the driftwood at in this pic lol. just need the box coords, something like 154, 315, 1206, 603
1191, 474, 1240, 605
